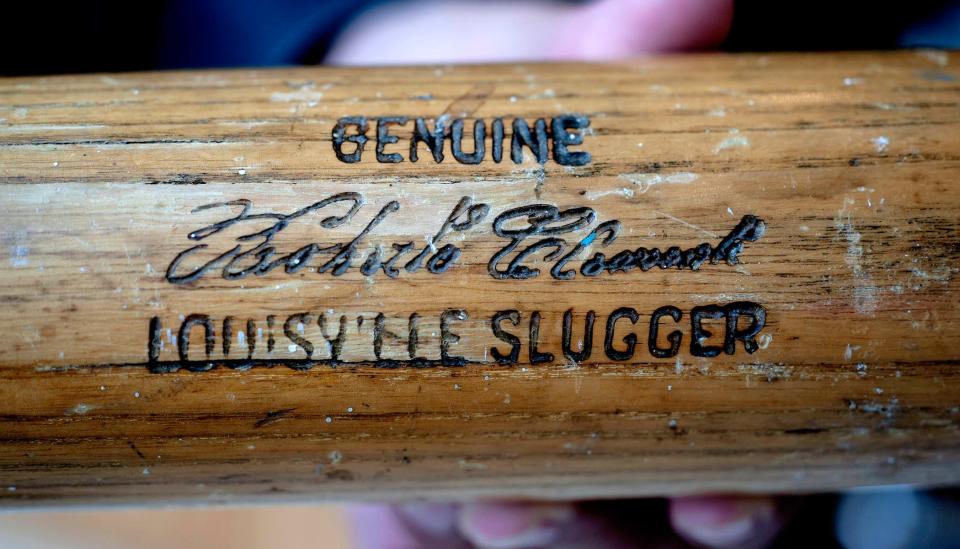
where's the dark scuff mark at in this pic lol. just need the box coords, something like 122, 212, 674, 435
785, 427, 826, 435
128, 440, 146, 460
325, 469, 355, 481
147, 174, 206, 185
254, 408, 296, 428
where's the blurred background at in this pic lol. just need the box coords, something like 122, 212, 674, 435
1, 1, 958, 548
1, 0, 960, 75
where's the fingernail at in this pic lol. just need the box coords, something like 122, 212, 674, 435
458, 502, 574, 549
670, 496, 779, 549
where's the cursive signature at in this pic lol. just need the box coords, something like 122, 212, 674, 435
165, 193, 489, 284
165, 193, 764, 284
487, 205, 765, 280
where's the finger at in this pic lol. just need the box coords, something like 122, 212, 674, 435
557, 0, 734, 59
347, 503, 426, 549
394, 502, 468, 544
326, 1, 571, 65
456, 501, 576, 549
326, 0, 733, 65
669, 495, 782, 549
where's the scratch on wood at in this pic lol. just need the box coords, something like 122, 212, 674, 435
442, 82, 496, 119
254, 408, 297, 428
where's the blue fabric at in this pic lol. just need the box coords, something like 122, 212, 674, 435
158, 0, 383, 68
901, 3, 960, 47
1, 0, 958, 75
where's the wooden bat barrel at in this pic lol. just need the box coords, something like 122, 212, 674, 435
0, 51, 958, 506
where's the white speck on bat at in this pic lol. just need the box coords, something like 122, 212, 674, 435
917, 49, 949, 66
458, 459, 488, 471
872, 136, 889, 153
844, 344, 861, 361
852, 286, 879, 314
9, 245, 29, 268
618, 172, 698, 193
270, 91, 323, 102
714, 134, 750, 154
69, 403, 95, 415
584, 188, 634, 200
528, 88, 555, 99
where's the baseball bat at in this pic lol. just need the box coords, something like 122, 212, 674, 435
0, 51, 958, 506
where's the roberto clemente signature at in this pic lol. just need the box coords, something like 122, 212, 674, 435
164, 193, 765, 284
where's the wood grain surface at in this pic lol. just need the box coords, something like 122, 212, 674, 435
0, 51, 958, 507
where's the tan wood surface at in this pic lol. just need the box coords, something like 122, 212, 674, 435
0, 51, 958, 507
